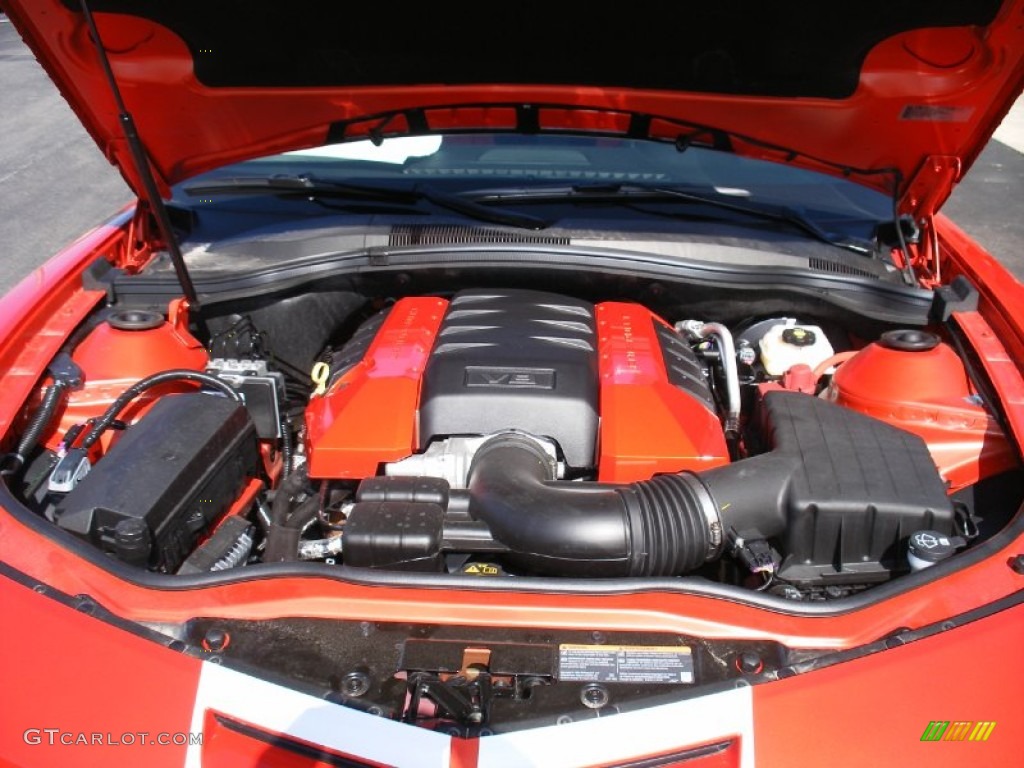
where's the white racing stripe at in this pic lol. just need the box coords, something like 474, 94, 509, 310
186, 662, 755, 768
185, 662, 452, 768
477, 684, 755, 768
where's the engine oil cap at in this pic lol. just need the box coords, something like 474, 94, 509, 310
781, 327, 816, 347
907, 530, 959, 571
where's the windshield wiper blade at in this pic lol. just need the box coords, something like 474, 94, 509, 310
629, 184, 873, 255
184, 175, 550, 230
467, 183, 874, 255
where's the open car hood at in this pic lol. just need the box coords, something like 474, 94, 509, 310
5, 0, 1024, 216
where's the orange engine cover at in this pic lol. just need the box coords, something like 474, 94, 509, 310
305, 296, 729, 482
595, 302, 729, 482
305, 297, 449, 478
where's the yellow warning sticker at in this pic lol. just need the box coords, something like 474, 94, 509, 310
462, 563, 500, 576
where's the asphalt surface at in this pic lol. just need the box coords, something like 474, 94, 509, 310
1, 19, 1022, 296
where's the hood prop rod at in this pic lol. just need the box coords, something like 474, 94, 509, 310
78, 0, 206, 334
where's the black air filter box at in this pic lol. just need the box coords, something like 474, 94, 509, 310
54, 393, 259, 572
767, 392, 954, 585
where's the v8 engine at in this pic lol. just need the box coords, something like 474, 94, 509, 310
27, 286, 997, 598
297, 289, 955, 585
305, 289, 730, 483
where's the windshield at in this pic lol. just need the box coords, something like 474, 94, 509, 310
172, 134, 894, 254
184, 135, 888, 212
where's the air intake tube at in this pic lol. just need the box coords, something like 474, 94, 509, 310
346, 393, 955, 578
464, 433, 787, 577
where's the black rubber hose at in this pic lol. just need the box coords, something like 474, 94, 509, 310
283, 496, 320, 531
79, 370, 241, 451
466, 433, 757, 577
264, 499, 319, 562
270, 470, 309, 527
264, 471, 316, 561
13, 382, 67, 466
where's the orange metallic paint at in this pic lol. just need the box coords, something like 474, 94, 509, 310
0, 215, 1020, 654
596, 303, 729, 482
951, 311, 1024, 448
304, 297, 448, 479
0, 5, 1022, 765
1, 486, 1023, 651
938, 214, 1024, 380
753, 600, 1024, 767
829, 338, 1016, 491
0, 574, 201, 768
0, 144, 1020, 768
0, 215, 130, 446
41, 298, 209, 453
3, 3, 1023, 202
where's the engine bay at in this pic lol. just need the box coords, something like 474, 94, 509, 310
8, 282, 1021, 600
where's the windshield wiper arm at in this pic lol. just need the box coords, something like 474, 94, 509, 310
467, 183, 873, 255
184, 175, 550, 230
629, 184, 873, 255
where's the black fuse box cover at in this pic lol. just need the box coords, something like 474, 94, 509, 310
54, 393, 259, 572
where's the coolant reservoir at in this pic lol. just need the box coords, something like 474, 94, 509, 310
758, 321, 834, 376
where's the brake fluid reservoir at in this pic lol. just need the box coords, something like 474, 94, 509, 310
759, 321, 834, 376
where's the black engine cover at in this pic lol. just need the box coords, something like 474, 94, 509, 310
419, 290, 599, 468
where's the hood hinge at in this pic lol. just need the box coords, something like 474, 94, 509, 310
900, 155, 961, 221
899, 155, 961, 286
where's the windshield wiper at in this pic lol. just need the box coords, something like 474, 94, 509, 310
465, 183, 875, 255
184, 174, 550, 230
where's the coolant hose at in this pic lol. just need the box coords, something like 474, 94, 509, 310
465, 433, 783, 577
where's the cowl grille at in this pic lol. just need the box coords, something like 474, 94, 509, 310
808, 257, 879, 279
389, 225, 569, 246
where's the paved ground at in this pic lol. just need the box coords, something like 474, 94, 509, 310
0, 18, 1021, 296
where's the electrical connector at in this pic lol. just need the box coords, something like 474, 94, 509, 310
48, 448, 91, 493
